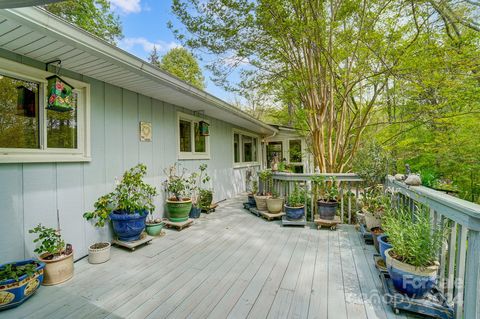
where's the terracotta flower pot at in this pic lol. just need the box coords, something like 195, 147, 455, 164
266, 197, 284, 214
39, 250, 74, 286
88, 242, 111, 264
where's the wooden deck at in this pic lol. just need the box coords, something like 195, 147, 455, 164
3, 196, 416, 319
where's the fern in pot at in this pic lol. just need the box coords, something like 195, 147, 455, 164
382, 206, 446, 298
254, 170, 273, 211
84, 164, 157, 243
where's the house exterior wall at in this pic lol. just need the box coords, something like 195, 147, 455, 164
0, 51, 261, 263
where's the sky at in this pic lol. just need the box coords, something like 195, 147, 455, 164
110, 0, 236, 102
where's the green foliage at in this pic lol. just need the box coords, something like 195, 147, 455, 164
29, 224, 65, 256
382, 206, 446, 268
361, 187, 391, 218
0, 262, 37, 282
311, 176, 339, 203
353, 142, 390, 187
250, 180, 258, 195
45, 0, 122, 44
287, 183, 305, 208
164, 163, 197, 201
258, 170, 273, 195
84, 164, 158, 227
155, 48, 205, 89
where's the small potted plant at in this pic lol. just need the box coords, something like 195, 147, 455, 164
0, 259, 45, 310
29, 224, 73, 285
164, 163, 195, 222
197, 164, 214, 212
383, 206, 446, 298
284, 183, 305, 220
361, 187, 387, 230
312, 176, 339, 220
84, 164, 158, 242
145, 211, 165, 236
247, 180, 258, 207
82, 195, 111, 264
254, 170, 273, 211
266, 190, 284, 214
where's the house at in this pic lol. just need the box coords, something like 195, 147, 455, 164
0, 6, 310, 263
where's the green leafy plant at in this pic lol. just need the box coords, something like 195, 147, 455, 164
362, 186, 391, 218
258, 170, 273, 195
164, 163, 196, 201
250, 180, 258, 195
311, 176, 339, 203
354, 141, 389, 188
287, 184, 305, 207
84, 164, 158, 227
0, 263, 37, 282
382, 206, 446, 268
29, 224, 66, 257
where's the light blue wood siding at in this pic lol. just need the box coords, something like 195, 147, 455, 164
0, 52, 258, 263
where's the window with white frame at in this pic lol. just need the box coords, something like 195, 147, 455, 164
0, 59, 90, 163
177, 112, 210, 159
233, 131, 259, 165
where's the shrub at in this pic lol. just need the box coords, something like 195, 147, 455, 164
29, 224, 65, 257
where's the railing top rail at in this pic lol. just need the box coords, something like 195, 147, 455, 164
272, 172, 363, 182
386, 176, 480, 228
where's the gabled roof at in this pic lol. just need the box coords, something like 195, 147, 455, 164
0, 7, 277, 135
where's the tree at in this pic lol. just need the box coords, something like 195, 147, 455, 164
148, 46, 160, 66
159, 47, 205, 89
44, 0, 122, 44
171, 0, 479, 173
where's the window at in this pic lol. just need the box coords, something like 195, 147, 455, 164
289, 139, 302, 163
267, 141, 283, 168
177, 112, 210, 159
0, 59, 90, 163
233, 130, 259, 166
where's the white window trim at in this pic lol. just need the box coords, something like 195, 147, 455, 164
0, 57, 91, 163
266, 137, 306, 167
233, 129, 261, 168
176, 112, 210, 160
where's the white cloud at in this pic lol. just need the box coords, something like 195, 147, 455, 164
110, 0, 142, 14
119, 37, 181, 54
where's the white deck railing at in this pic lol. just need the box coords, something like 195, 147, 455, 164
386, 176, 480, 318
270, 172, 363, 222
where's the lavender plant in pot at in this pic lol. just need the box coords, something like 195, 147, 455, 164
382, 206, 446, 298
254, 170, 273, 211
84, 164, 158, 243
312, 176, 339, 220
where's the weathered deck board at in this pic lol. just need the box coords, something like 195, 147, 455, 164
2, 196, 416, 319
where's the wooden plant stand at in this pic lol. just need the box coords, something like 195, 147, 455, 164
380, 272, 453, 318
281, 215, 306, 227
260, 211, 285, 221
163, 218, 194, 231
314, 215, 341, 230
112, 233, 153, 251
248, 207, 261, 217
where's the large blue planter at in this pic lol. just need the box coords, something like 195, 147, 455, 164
378, 235, 393, 262
385, 248, 438, 298
0, 259, 45, 311
284, 204, 304, 220
110, 210, 147, 241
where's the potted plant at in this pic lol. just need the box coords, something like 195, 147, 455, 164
164, 163, 195, 222
145, 212, 165, 236
254, 170, 273, 211
0, 259, 45, 310
84, 164, 158, 242
284, 183, 305, 220
29, 224, 73, 286
197, 164, 214, 212
266, 190, 284, 214
383, 206, 446, 298
312, 176, 339, 220
361, 186, 388, 230
247, 180, 258, 206
82, 195, 111, 264
370, 226, 384, 253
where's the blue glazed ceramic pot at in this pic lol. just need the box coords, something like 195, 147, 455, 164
385, 248, 438, 298
317, 200, 338, 220
247, 195, 256, 206
378, 235, 393, 262
284, 204, 305, 220
189, 206, 202, 219
110, 210, 147, 241
0, 259, 45, 310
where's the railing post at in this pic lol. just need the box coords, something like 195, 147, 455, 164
464, 230, 480, 319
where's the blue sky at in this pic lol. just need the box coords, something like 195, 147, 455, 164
111, 0, 235, 102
